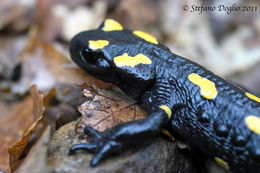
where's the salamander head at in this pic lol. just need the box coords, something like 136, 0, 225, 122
69, 19, 158, 99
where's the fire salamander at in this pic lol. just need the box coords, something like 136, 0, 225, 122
69, 19, 260, 173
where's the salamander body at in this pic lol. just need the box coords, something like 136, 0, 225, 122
69, 19, 260, 173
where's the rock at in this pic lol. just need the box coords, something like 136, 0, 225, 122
47, 121, 198, 173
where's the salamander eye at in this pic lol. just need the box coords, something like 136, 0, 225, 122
81, 47, 102, 63
81, 47, 109, 68
97, 58, 109, 67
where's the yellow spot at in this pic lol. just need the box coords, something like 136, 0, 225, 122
245, 115, 260, 134
245, 92, 260, 103
133, 30, 158, 44
114, 53, 152, 67
188, 73, 218, 99
159, 105, 172, 118
102, 19, 123, 31
88, 40, 109, 50
214, 157, 230, 170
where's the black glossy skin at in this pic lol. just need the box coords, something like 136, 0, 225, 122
69, 20, 260, 173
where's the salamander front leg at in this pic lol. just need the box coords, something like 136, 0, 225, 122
69, 106, 172, 166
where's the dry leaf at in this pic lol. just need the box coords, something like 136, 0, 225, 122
76, 86, 147, 134
8, 85, 47, 171
0, 97, 33, 172
15, 126, 51, 173
0, 85, 47, 172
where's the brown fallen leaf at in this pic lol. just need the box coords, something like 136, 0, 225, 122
15, 126, 51, 173
8, 85, 47, 172
76, 86, 147, 134
0, 85, 48, 172
0, 96, 33, 172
